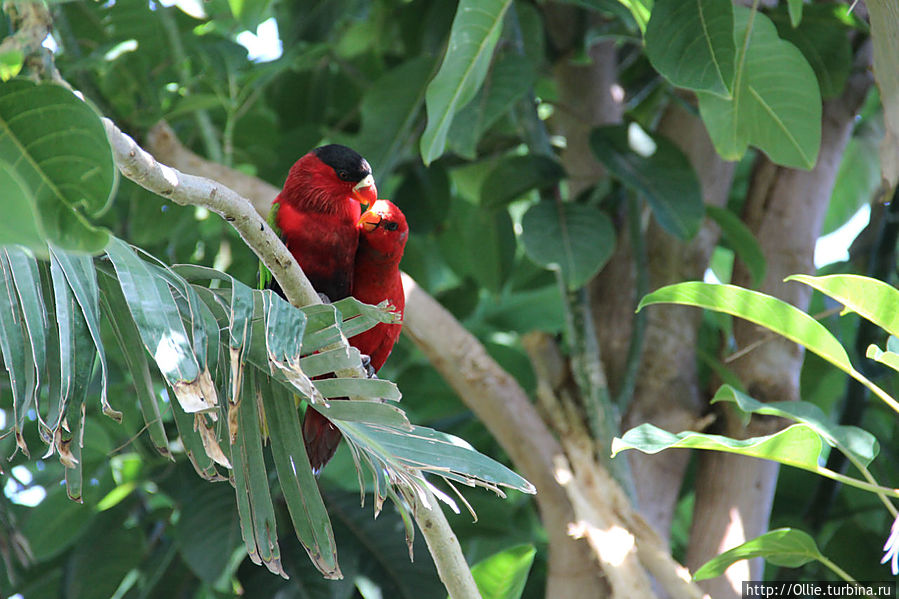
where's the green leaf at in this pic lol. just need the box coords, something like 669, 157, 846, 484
866, 343, 899, 376
21, 488, 95, 561
471, 544, 536, 599
0, 79, 115, 253
645, 0, 735, 97
0, 250, 34, 454
693, 529, 823, 580
770, 5, 852, 99
590, 125, 703, 240
314, 377, 402, 401
316, 399, 411, 429
172, 474, 242, 584
66, 512, 145, 599
105, 239, 212, 413
448, 54, 538, 159
710, 384, 878, 466
0, 49, 23, 81
612, 422, 825, 469
420, 0, 513, 164
705, 206, 765, 287
697, 7, 821, 169
340, 422, 536, 495
787, 0, 803, 27
439, 198, 517, 294
343, 57, 434, 179
98, 273, 170, 457
520, 200, 615, 290
786, 274, 899, 338
638, 281, 857, 377
49, 247, 116, 420
232, 372, 286, 578
259, 376, 340, 578
480, 155, 566, 211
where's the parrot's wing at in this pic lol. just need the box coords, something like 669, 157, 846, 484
258, 199, 283, 290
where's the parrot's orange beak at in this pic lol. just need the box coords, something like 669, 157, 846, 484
352, 174, 378, 208
358, 204, 384, 232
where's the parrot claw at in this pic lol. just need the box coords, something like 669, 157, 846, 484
360, 354, 377, 378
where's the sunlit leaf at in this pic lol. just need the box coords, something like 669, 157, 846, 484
693, 529, 824, 580
471, 544, 536, 599
786, 274, 899, 338
638, 281, 855, 375
420, 0, 513, 164
711, 384, 878, 466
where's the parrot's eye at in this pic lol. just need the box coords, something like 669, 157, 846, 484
384, 221, 399, 231
337, 169, 351, 180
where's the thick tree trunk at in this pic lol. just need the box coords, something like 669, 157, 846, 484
686, 59, 873, 599
621, 101, 735, 542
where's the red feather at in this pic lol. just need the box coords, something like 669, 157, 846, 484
348, 200, 408, 371
274, 152, 366, 301
303, 200, 408, 474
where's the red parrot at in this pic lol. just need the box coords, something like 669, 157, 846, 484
303, 200, 409, 473
267, 144, 378, 301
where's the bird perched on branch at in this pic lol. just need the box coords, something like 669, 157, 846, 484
264, 144, 377, 301
303, 200, 409, 473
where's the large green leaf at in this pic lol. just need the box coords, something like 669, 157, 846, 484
590, 125, 704, 240
171, 472, 242, 584
770, 5, 852, 99
710, 384, 879, 467
612, 422, 824, 471
0, 79, 115, 254
520, 200, 615, 291
645, 0, 735, 97
823, 131, 880, 235
471, 544, 536, 599
439, 198, 517, 294
697, 7, 821, 169
638, 281, 856, 376
420, 0, 512, 164
693, 529, 824, 580
65, 511, 145, 599
786, 274, 899, 339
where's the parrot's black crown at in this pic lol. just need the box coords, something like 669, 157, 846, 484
313, 144, 372, 183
